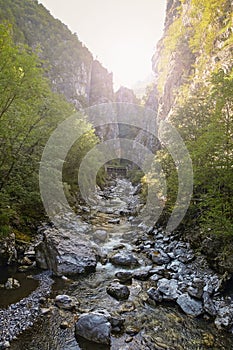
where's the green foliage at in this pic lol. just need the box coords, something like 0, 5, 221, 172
156, 67, 233, 235
0, 0, 93, 105
0, 23, 95, 238
62, 128, 103, 203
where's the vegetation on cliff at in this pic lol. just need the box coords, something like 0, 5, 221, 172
146, 0, 233, 269
0, 23, 98, 239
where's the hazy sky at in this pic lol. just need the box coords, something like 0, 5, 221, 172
39, 0, 166, 89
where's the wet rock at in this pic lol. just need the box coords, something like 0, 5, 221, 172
177, 293, 203, 317
110, 316, 125, 333
55, 294, 78, 310
146, 226, 154, 235
125, 337, 133, 343
35, 228, 98, 276
108, 218, 120, 224
75, 312, 111, 345
107, 282, 130, 300
5, 278, 20, 290
133, 269, 150, 281
115, 271, 133, 283
93, 229, 108, 242
110, 253, 139, 267
149, 265, 166, 275
157, 278, 179, 301
147, 287, 163, 303
150, 249, 170, 265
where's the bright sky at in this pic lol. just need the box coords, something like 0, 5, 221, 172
39, 0, 166, 90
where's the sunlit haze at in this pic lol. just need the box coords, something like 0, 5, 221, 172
39, 0, 166, 91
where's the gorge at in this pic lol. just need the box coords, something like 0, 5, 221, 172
0, 0, 232, 349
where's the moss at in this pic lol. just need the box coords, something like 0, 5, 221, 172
13, 229, 31, 243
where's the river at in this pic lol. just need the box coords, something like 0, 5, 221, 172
1, 179, 233, 349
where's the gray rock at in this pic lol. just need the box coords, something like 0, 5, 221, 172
75, 312, 111, 345
149, 265, 166, 275
147, 287, 163, 303
107, 282, 130, 300
115, 271, 132, 283
35, 228, 98, 276
203, 292, 217, 316
55, 294, 78, 310
110, 253, 139, 267
214, 306, 233, 329
157, 278, 179, 300
133, 270, 150, 281
177, 293, 203, 317
187, 279, 204, 300
149, 274, 162, 283
93, 229, 108, 242
150, 249, 170, 265
5, 278, 20, 290
167, 260, 185, 273
0, 341, 10, 349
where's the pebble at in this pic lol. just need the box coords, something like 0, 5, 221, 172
0, 271, 53, 344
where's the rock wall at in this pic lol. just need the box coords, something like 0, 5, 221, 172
152, 0, 232, 120
0, 0, 114, 110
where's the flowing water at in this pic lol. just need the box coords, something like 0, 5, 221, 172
2, 179, 233, 349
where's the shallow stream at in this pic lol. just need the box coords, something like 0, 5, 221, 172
1, 179, 233, 349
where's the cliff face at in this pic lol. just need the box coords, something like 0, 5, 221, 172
152, 0, 232, 120
115, 86, 139, 104
89, 60, 114, 106
0, 0, 113, 109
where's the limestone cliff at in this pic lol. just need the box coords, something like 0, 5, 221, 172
115, 86, 139, 104
89, 60, 114, 106
152, 0, 232, 120
0, 0, 114, 109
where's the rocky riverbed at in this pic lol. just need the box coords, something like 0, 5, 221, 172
1, 179, 233, 349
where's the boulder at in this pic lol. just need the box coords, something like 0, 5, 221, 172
177, 293, 203, 317
75, 312, 111, 345
157, 278, 179, 301
107, 281, 130, 300
110, 253, 139, 267
35, 228, 98, 276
